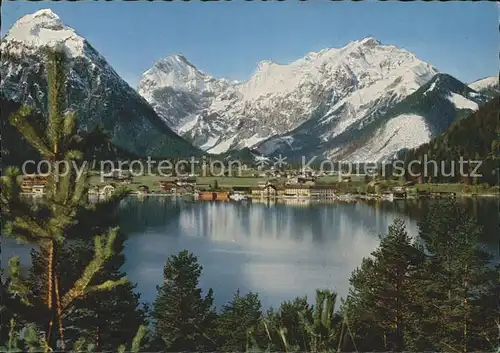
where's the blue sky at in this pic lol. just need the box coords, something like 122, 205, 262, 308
2, 1, 498, 88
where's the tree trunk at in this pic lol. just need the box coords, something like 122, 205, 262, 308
47, 240, 54, 308
96, 317, 101, 352
45, 239, 55, 351
463, 295, 468, 353
395, 270, 403, 352
55, 274, 65, 350
462, 264, 469, 353
497, 270, 500, 348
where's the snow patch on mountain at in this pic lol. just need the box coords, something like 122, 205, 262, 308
425, 80, 438, 95
207, 135, 238, 154
200, 136, 220, 150
177, 115, 200, 135
469, 76, 498, 91
447, 92, 479, 111
344, 114, 431, 162
241, 134, 268, 149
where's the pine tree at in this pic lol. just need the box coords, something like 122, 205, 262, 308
0, 49, 127, 351
152, 250, 216, 352
0, 319, 45, 352
0, 319, 148, 353
299, 289, 341, 352
0, 271, 11, 343
215, 290, 263, 352
27, 232, 147, 351
417, 200, 498, 351
263, 296, 312, 352
12, 186, 146, 351
0, 269, 25, 344
475, 262, 500, 351
343, 218, 425, 351
58, 195, 147, 350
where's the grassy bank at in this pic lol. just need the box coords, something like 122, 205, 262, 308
87, 173, 499, 197
414, 183, 500, 196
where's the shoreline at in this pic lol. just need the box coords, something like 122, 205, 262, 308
85, 192, 500, 201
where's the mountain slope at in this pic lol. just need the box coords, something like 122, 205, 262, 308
330, 73, 488, 162
403, 97, 499, 185
1, 9, 200, 158
138, 37, 438, 156
1, 97, 139, 167
254, 73, 488, 162
469, 76, 499, 98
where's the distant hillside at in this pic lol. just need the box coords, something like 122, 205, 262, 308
402, 97, 499, 185
218, 147, 263, 166
1, 98, 43, 168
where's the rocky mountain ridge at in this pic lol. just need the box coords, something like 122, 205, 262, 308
137, 37, 442, 158
1, 9, 200, 158
2, 9, 493, 163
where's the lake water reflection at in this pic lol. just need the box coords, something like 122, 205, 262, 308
3, 197, 498, 310
118, 198, 426, 309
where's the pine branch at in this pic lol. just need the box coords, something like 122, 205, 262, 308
0, 320, 54, 353
52, 168, 72, 205
61, 228, 124, 309
8, 216, 51, 241
67, 161, 90, 207
0, 167, 23, 215
85, 277, 128, 294
131, 325, 148, 353
46, 49, 67, 154
8, 105, 53, 158
117, 325, 148, 353
7, 257, 32, 307
63, 111, 77, 140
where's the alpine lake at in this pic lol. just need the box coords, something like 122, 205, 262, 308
3, 196, 499, 310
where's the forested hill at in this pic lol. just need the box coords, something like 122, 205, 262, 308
403, 97, 500, 185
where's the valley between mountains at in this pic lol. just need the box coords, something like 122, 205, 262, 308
1, 9, 498, 163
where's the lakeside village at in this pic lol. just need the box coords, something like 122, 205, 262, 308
19, 166, 498, 202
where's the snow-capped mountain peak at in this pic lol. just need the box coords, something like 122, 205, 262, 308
1, 8, 86, 58
23, 8, 60, 22
157, 54, 199, 74
355, 36, 381, 47
137, 54, 231, 98
1, 9, 199, 157
138, 37, 439, 156
361, 36, 380, 44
